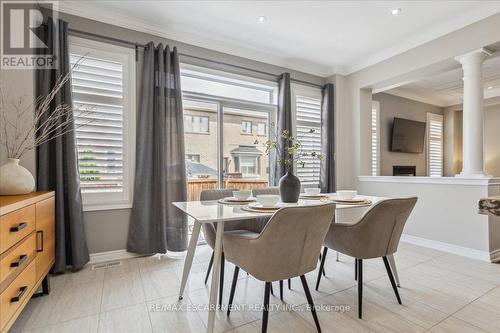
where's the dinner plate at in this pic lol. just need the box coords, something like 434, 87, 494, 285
247, 202, 282, 210
222, 197, 256, 203
300, 194, 329, 199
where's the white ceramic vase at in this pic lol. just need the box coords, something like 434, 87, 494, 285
0, 158, 35, 195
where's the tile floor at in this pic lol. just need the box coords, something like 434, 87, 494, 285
10, 242, 500, 333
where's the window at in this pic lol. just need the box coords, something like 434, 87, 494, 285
180, 65, 277, 203
186, 154, 200, 162
257, 122, 267, 136
292, 85, 322, 185
241, 120, 252, 134
371, 101, 380, 176
427, 113, 443, 177
185, 115, 209, 133
70, 37, 136, 211
239, 156, 258, 176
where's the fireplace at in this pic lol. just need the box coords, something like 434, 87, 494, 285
393, 165, 416, 176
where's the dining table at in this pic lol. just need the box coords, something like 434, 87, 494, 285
173, 193, 397, 333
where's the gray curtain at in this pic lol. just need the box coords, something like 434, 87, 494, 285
127, 43, 188, 254
36, 18, 90, 273
320, 83, 336, 193
272, 73, 292, 185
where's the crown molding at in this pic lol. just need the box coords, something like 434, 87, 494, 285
383, 88, 447, 108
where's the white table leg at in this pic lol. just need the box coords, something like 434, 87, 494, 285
178, 220, 201, 300
207, 221, 224, 333
336, 251, 340, 261
387, 254, 401, 287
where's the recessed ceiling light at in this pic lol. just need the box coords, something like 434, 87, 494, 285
391, 8, 402, 16
257, 16, 267, 23
487, 86, 494, 89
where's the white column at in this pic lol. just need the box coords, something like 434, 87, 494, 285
455, 49, 491, 178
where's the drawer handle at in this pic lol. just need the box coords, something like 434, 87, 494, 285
10, 254, 28, 267
10, 222, 28, 232
11, 286, 28, 303
37, 231, 44, 252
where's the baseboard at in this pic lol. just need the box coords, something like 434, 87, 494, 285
401, 234, 491, 262
89, 249, 144, 264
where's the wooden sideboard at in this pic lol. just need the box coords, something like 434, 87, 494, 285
0, 192, 55, 332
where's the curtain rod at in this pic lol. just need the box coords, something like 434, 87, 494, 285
68, 28, 324, 89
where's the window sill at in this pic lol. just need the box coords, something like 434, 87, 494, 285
82, 202, 133, 212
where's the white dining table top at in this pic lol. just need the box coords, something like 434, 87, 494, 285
173, 194, 388, 223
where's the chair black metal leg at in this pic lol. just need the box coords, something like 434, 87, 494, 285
315, 247, 328, 291
288, 278, 291, 290
270, 282, 274, 295
355, 258, 358, 281
358, 259, 363, 319
300, 275, 321, 333
262, 282, 271, 333
318, 250, 326, 276
279, 280, 283, 301
219, 252, 225, 308
227, 266, 240, 316
205, 252, 214, 284
383, 256, 402, 305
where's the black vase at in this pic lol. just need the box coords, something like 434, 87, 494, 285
279, 171, 301, 203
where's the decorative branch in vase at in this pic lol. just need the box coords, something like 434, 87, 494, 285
254, 122, 323, 203
0, 57, 91, 195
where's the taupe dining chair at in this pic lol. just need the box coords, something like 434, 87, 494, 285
224, 203, 336, 333
200, 189, 263, 307
315, 197, 417, 319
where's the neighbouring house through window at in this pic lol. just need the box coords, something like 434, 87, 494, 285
241, 120, 252, 134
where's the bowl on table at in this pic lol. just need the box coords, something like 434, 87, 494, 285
256, 194, 280, 208
304, 188, 321, 196
233, 190, 252, 200
336, 190, 358, 200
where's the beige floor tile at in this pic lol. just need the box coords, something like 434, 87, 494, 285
427, 254, 500, 284
98, 303, 152, 333
22, 315, 99, 333
453, 286, 500, 332
227, 310, 316, 333
147, 295, 206, 333
101, 259, 146, 312
429, 316, 488, 333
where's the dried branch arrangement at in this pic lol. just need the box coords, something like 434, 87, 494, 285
0, 57, 92, 159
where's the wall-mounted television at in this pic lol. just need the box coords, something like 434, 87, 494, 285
390, 117, 426, 153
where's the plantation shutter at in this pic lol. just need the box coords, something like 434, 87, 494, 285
427, 113, 443, 177
70, 54, 124, 193
371, 101, 380, 176
295, 95, 322, 185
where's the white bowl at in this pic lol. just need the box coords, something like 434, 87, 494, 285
256, 194, 280, 208
337, 190, 357, 200
233, 190, 251, 200
304, 187, 321, 195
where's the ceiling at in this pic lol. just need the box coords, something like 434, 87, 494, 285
385, 52, 500, 107
58, 1, 500, 76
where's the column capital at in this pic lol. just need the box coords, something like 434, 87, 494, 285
455, 48, 492, 65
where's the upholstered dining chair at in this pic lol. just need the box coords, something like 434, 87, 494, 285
200, 189, 263, 307
224, 203, 337, 333
315, 197, 417, 319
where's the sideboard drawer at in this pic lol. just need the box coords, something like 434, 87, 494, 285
0, 233, 36, 288
0, 205, 36, 253
0, 260, 36, 330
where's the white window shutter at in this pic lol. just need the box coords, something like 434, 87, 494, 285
371, 101, 380, 176
70, 54, 125, 193
427, 113, 443, 177
295, 95, 322, 185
